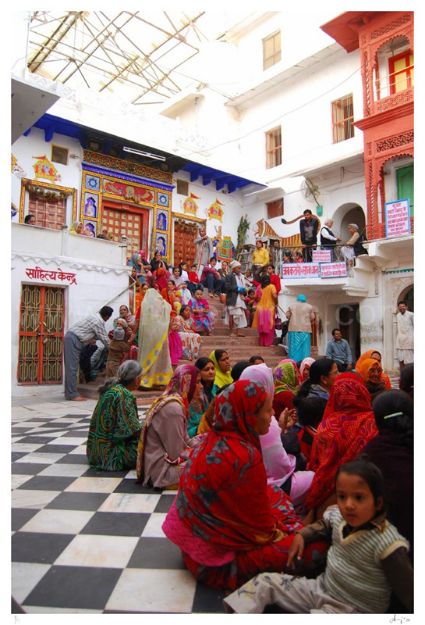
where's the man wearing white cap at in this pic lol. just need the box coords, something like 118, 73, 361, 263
223, 261, 248, 336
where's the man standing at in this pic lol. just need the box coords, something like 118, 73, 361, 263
224, 261, 247, 336
325, 328, 352, 372
64, 306, 112, 400
286, 294, 315, 362
299, 209, 319, 262
194, 226, 213, 279
395, 300, 414, 371
320, 219, 340, 260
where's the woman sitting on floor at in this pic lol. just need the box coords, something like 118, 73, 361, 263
304, 372, 377, 520
209, 349, 233, 392
190, 288, 213, 335
172, 305, 202, 362
136, 365, 200, 489
356, 357, 387, 400
86, 361, 142, 471
299, 357, 315, 382
162, 379, 328, 591
356, 349, 392, 390
272, 358, 301, 415
187, 357, 217, 437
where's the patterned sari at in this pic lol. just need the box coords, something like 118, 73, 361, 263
162, 380, 328, 590
305, 373, 378, 512
138, 288, 173, 388
86, 384, 141, 471
252, 283, 277, 346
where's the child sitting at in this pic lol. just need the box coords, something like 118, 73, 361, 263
224, 458, 413, 614
105, 327, 130, 378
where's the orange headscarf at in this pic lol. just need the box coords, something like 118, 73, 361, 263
356, 355, 391, 389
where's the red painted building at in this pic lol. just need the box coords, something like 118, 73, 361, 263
321, 11, 414, 240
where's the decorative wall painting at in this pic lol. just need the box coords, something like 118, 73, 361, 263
83, 220, 97, 237
156, 210, 168, 231
155, 233, 168, 257
216, 235, 234, 261
85, 174, 100, 191
32, 155, 61, 182
84, 193, 98, 218
207, 198, 224, 222
183, 193, 200, 215
157, 192, 170, 207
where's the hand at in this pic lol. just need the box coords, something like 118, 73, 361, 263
278, 408, 296, 432
287, 533, 305, 568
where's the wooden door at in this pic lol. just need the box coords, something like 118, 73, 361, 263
18, 285, 65, 384
101, 201, 150, 259
28, 193, 66, 229
173, 220, 199, 267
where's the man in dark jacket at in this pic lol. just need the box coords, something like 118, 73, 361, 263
299, 209, 319, 262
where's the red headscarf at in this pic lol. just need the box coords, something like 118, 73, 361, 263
305, 372, 378, 511
175, 380, 303, 551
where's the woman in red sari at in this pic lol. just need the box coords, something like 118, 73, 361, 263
162, 379, 327, 591
304, 372, 378, 519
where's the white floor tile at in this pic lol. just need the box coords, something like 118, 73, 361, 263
12, 474, 33, 489
69, 444, 87, 455
55, 534, 138, 568
23, 606, 102, 614
12, 562, 50, 603
48, 436, 87, 446
38, 463, 89, 478
12, 443, 45, 453
20, 508, 95, 534
140, 513, 167, 538
15, 452, 66, 464
12, 489, 60, 509
65, 476, 122, 493
99, 493, 161, 514
106, 568, 196, 612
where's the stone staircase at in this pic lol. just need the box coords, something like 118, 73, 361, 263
77, 290, 287, 405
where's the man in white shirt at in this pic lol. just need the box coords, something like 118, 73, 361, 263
320, 219, 340, 260
395, 300, 414, 372
64, 306, 112, 400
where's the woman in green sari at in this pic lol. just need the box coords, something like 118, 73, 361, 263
138, 287, 173, 388
86, 360, 142, 471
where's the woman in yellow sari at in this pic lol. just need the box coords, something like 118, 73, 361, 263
252, 275, 278, 346
138, 288, 173, 388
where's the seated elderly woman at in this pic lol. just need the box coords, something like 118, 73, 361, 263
162, 378, 327, 591
136, 365, 200, 489
86, 361, 142, 471
356, 357, 387, 400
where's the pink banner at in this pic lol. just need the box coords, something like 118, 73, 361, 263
312, 249, 332, 263
282, 263, 320, 279
319, 262, 347, 278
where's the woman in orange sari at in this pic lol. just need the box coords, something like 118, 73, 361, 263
252, 275, 277, 346
356, 349, 392, 389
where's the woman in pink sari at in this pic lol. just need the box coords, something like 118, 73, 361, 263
252, 275, 278, 346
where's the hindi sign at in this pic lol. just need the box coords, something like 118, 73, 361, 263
385, 199, 410, 238
319, 262, 348, 278
312, 249, 332, 263
25, 266, 78, 285
282, 263, 320, 279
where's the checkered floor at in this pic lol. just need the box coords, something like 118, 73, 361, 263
11, 400, 226, 614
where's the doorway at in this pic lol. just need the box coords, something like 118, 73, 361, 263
101, 201, 150, 259
336, 303, 361, 362
18, 284, 65, 384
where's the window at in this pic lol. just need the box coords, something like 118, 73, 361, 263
266, 127, 282, 169
396, 164, 414, 216
389, 51, 414, 94
332, 94, 354, 143
176, 179, 189, 196
266, 199, 284, 218
263, 31, 281, 70
51, 145, 68, 165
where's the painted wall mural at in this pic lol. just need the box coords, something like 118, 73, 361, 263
32, 155, 61, 182
207, 198, 224, 222
183, 193, 200, 215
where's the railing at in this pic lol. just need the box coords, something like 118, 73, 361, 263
239, 245, 358, 275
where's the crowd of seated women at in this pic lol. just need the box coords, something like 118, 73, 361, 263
86, 335, 413, 614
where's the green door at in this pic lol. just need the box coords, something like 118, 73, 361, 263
396, 164, 414, 215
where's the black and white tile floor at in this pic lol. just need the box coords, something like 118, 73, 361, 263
11, 398, 226, 614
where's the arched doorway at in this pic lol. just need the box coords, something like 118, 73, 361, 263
332, 202, 366, 241
398, 285, 414, 312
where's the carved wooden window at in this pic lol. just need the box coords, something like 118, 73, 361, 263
389, 51, 414, 94
266, 127, 282, 169
28, 192, 66, 230
263, 31, 281, 70
332, 94, 354, 143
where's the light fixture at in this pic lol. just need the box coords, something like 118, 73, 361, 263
123, 146, 166, 161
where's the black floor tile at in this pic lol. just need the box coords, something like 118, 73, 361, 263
127, 537, 185, 569
12, 532, 74, 564
36, 444, 80, 454
12, 463, 49, 475
192, 583, 227, 613
45, 491, 109, 511
154, 494, 176, 513
23, 565, 122, 610
61, 430, 89, 437
17, 475, 77, 491
62, 414, 91, 418
12, 453, 28, 461
113, 480, 160, 494
83, 467, 129, 478
81, 511, 150, 536
14, 436, 58, 445
58, 454, 88, 464
11, 508, 39, 531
